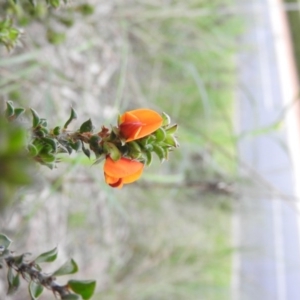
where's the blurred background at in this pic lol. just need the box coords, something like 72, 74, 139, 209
1, 0, 300, 299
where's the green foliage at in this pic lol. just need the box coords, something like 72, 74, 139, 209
0, 17, 20, 50
68, 280, 96, 300
0, 0, 95, 50
0, 113, 33, 210
29, 281, 44, 299
34, 247, 58, 263
0, 234, 12, 249
79, 119, 94, 134
0, 233, 96, 300
3, 102, 179, 175
52, 259, 78, 276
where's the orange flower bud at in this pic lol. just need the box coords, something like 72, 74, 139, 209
119, 109, 163, 142
104, 156, 144, 188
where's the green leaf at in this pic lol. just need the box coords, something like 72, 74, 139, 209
161, 112, 171, 126
79, 119, 94, 133
14, 254, 26, 267
144, 151, 152, 166
5, 101, 14, 118
41, 137, 57, 153
30, 108, 41, 128
82, 146, 91, 159
154, 127, 166, 142
163, 135, 179, 148
53, 126, 61, 135
7, 269, 20, 295
70, 140, 81, 152
89, 135, 101, 148
29, 281, 44, 299
165, 124, 178, 135
52, 259, 78, 276
7, 268, 13, 286
39, 118, 48, 127
0, 234, 12, 249
152, 145, 166, 162
14, 108, 26, 120
40, 153, 56, 163
68, 280, 96, 300
128, 141, 141, 152
34, 247, 57, 264
61, 294, 81, 300
103, 142, 121, 161
64, 107, 77, 129
0, 248, 10, 259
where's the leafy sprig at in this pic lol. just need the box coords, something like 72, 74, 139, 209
0, 234, 96, 300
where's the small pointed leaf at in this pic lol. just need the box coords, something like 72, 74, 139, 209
82, 147, 91, 159
5, 101, 14, 118
53, 126, 61, 135
7, 268, 14, 286
34, 247, 57, 264
30, 108, 41, 128
29, 281, 44, 299
153, 145, 166, 162
52, 259, 78, 276
0, 234, 12, 249
41, 137, 57, 153
7, 270, 20, 295
64, 107, 77, 129
39, 118, 47, 127
70, 140, 81, 152
144, 151, 152, 166
79, 119, 94, 133
165, 124, 178, 135
161, 112, 171, 126
128, 141, 142, 152
103, 142, 121, 161
164, 135, 179, 148
14, 108, 26, 120
40, 153, 56, 163
154, 127, 166, 142
68, 280, 96, 300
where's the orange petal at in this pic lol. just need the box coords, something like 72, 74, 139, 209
122, 167, 143, 184
104, 157, 144, 178
120, 111, 140, 123
120, 109, 163, 141
104, 173, 119, 184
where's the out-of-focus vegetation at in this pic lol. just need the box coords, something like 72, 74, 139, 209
0, 0, 94, 49
0, 114, 33, 211
0, 0, 241, 299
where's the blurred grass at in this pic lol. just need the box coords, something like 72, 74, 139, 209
0, 0, 241, 299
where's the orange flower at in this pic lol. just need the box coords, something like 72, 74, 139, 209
104, 156, 144, 188
119, 109, 163, 142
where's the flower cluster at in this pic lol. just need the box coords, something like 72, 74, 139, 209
94, 109, 178, 188
5, 103, 179, 189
